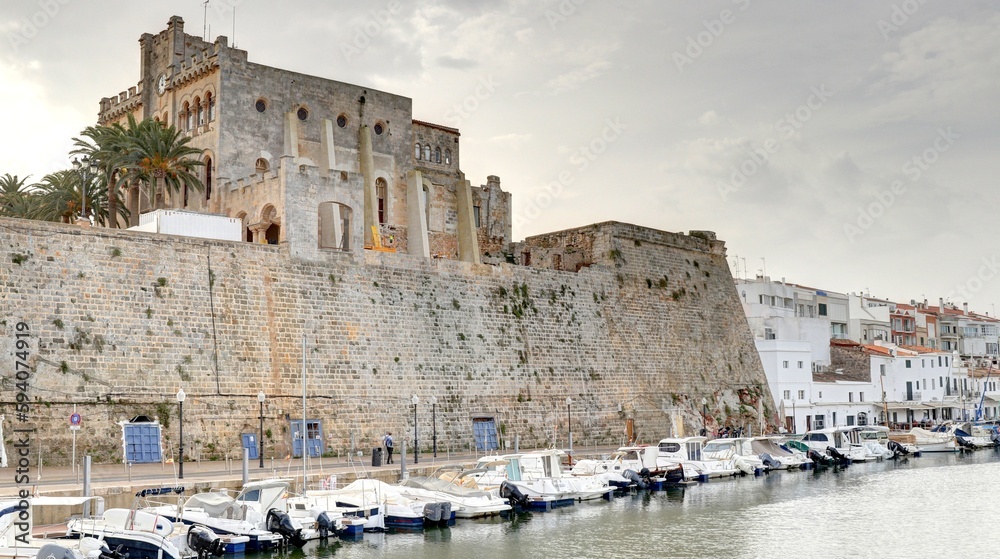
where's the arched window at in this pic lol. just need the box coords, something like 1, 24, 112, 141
195, 96, 203, 126
183, 102, 192, 131
376, 177, 388, 225
255, 158, 270, 173
204, 157, 213, 201
182, 184, 188, 208
444, 149, 452, 165
207, 93, 215, 122
414, 143, 421, 160
423, 144, 431, 161
434, 147, 441, 164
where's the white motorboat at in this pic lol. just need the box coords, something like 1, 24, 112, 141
295, 479, 451, 530
142, 481, 293, 552
0, 496, 129, 559
656, 437, 742, 480
895, 427, 958, 453
748, 437, 811, 470
397, 467, 511, 518
569, 446, 686, 487
800, 427, 874, 463
498, 450, 614, 509
65, 489, 230, 559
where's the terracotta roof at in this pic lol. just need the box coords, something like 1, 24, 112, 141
862, 344, 893, 356
830, 338, 861, 347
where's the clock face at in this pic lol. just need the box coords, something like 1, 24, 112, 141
157, 74, 167, 95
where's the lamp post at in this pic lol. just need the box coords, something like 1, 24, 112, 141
701, 397, 708, 436
71, 156, 98, 225
176, 388, 186, 479
566, 397, 572, 452
431, 395, 437, 458
257, 390, 265, 468
412, 395, 419, 464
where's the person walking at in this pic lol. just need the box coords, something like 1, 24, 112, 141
384, 432, 394, 464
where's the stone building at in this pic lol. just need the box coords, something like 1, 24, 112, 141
98, 16, 511, 263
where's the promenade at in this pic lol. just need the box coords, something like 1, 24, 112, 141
0, 444, 618, 501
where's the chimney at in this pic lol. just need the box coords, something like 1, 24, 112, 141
964, 302, 969, 315
939, 297, 944, 312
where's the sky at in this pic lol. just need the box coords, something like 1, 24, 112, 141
1, 1, 998, 311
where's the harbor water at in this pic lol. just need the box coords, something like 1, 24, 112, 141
276, 450, 1000, 559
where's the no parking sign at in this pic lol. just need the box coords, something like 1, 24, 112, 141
70, 412, 82, 430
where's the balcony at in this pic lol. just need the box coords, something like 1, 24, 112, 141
907, 391, 922, 401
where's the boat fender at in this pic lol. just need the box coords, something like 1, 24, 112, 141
759, 453, 781, 469
499, 481, 530, 508
423, 502, 442, 523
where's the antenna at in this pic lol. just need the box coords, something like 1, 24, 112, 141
761, 257, 766, 280
203, 0, 210, 40
232, 6, 237, 48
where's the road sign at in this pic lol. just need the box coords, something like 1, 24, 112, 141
70, 412, 82, 426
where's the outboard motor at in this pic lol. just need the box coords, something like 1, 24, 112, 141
439, 501, 452, 523
886, 440, 909, 458
622, 469, 649, 489
662, 464, 685, 485
499, 481, 530, 509
955, 436, 976, 450
760, 453, 781, 470
38, 543, 85, 559
423, 502, 443, 523
266, 508, 307, 548
826, 446, 850, 466
807, 449, 830, 466
187, 525, 226, 559
991, 429, 1000, 445
313, 510, 334, 539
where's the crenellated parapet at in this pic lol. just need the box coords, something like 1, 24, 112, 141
99, 83, 143, 124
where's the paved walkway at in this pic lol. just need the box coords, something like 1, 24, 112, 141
0, 446, 618, 498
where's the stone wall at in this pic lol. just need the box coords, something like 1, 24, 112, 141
0, 218, 770, 465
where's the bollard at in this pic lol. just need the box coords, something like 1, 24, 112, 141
400, 440, 407, 480
242, 448, 249, 485
515, 434, 520, 453
83, 456, 92, 518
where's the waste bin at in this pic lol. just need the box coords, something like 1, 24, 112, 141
372, 447, 383, 467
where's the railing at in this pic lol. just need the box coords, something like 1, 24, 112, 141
907, 391, 922, 401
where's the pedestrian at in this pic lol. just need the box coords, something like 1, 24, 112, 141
383, 432, 394, 464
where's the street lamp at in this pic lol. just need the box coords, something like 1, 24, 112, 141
257, 390, 266, 468
71, 156, 98, 225
701, 397, 709, 436
566, 397, 573, 452
431, 395, 437, 458
176, 388, 186, 479
412, 395, 419, 464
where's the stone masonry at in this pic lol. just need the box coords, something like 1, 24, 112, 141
0, 218, 770, 465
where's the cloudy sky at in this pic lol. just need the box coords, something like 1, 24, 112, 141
1, 1, 998, 310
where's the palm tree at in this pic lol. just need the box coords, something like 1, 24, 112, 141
0, 173, 35, 218
115, 115, 204, 211
73, 123, 130, 228
30, 170, 85, 223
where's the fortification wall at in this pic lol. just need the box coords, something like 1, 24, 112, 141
0, 218, 771, 465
